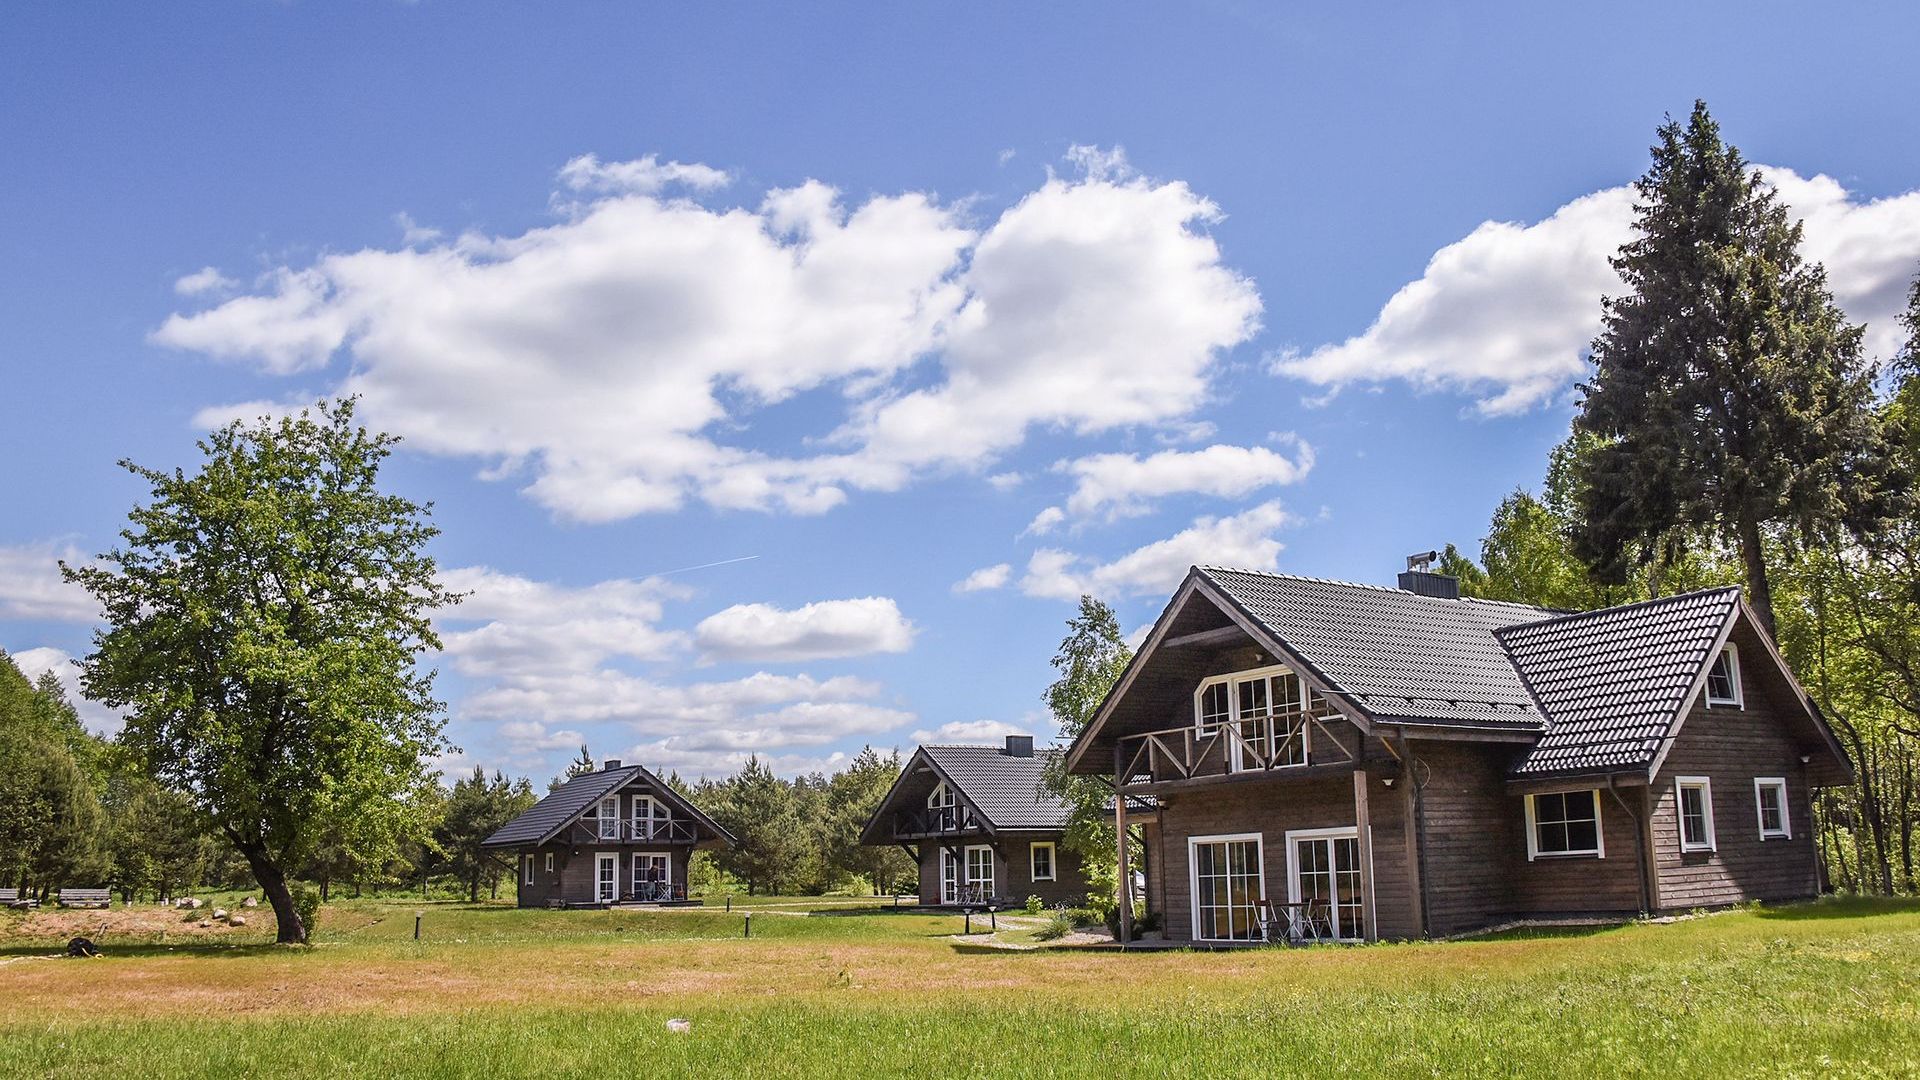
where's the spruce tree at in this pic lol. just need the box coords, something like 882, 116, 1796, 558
1571, 101, 1892, 635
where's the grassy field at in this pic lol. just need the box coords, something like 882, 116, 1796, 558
2, 895, 1916, 1078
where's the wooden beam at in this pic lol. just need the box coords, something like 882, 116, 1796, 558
1119, 760, 1359, 796
1395, 734, 1425, 939
1161, 624, 1250, 649
1115, 743, 1133, 949
1352, 765, 1378, 944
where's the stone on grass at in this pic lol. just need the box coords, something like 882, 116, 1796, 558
228, 914, 247, 926
212, 908, 228, 920
666, 1019, 692, 1034
242, 896, 258, 908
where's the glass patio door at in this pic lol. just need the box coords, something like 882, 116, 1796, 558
964, 846, 995, 902
632, 852, 670, 901
940, 848, 959, 904
1192, 837, 1263, 941
1291, 832, 1365, 941
595, 853, 618, 903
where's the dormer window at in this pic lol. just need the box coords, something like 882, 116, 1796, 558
1705, 645, 1742, 708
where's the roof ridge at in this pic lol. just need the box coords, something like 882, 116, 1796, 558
1197, 565, 1558, 615
1499, 585, 1742, 636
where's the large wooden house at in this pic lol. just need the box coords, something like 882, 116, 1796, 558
861, 735, 1090, 908
1064, 564, 1851, 945
481, 760, 733, 907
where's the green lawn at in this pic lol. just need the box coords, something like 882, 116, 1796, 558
2, 896, 1915, 1078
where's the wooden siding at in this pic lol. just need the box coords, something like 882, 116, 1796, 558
1649, 620, 1821, 909
510, 845, 693, 907
1147, 758, 1417, 944
914, 833, 1088, 907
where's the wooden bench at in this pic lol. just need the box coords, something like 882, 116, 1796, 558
0, 888, 37, 910
56, 888, 111, 909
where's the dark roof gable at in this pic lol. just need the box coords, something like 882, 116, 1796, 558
481, 764, 733, 848
920, 744, 1070, 831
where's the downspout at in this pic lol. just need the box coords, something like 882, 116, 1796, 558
1409, 748, 1431, 938
1606, 774, 1650, 916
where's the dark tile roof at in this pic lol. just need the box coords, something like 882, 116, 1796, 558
1198, 567, 1552, 727
481, 765, 733, 847
1500, 588, 1740, 779
922, 745, 1071, 831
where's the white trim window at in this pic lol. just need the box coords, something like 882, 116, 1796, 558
1029, 841, 1056, 882
939, 848, 960, 904
632, 851, 670, 899
1705, 645, 1743, 708
1524, 790, 1604, 860
1677, 777, 1717, 852
928, 782, 958, 831
594, 852, 618, 903
597, 794, 620, 840
544, 851, 554, 874
1189, 833, 1264, 942
1193, 665, 1311, 770
524, 855, 534, 885
631, 794, 668, 840
964, 844, 995, 900
1754, 777, 1791, 839
1285, 827, 1368, 943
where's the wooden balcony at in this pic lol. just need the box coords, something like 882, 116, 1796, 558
1116, 713, 1358, 794
889, 805, 988, 839
566, 818, 702, 846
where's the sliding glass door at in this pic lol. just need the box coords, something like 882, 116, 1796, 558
1289, 829, 1365, 942
1190, 835, 1264, 941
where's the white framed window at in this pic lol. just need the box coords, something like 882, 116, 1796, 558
1189, 833, 1264, 942
939, 848, 959, 904
1705, 645, 1742, 708
928, 782, 959, 831
1285, 826, 1369, 943
631, 794, 668, 840
1029, 842, 1056, 881
1677, 777, 1717, 852
524, 855, 534, 885
1193, 665, 1311, 770
594, 852, 618, 903
1754, 777, 1790, 839
597, 794, 620, 840
544, 852, 554, 873
632, 852, 670, 898
964, 844, 995, 899
1524, 789, 1604, 860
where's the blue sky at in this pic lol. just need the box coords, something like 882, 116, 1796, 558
5, 3, 1918, 781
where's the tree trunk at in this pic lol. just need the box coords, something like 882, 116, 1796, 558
468, 871, 479, 904
1737, 516, 1777, 639
240, 845, 307, 944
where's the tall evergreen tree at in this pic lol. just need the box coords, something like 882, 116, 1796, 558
435, 768, 535, 901
823, 746, 914, 894
1571, 101, 1893, 635
63, 399, 456, 942
708, 756, 802, 895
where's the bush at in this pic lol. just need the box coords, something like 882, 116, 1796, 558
1023, 895, 1044, 914
289, 885, 321, 943
1034, 910, 1076, 941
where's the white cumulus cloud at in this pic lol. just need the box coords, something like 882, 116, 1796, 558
435, 566, 690, 677
1273, 167, 1920, 415
1020, 500, 1292, 601
910, 719, 1030, 743
952, 563, 1013, 594
693, 597, 915, 663
0, 541, 97, 622
159, 148, 1260, 521
1047, 437, 1314, 523
174, 266, 239, 297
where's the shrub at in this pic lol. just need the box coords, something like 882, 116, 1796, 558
289, 886, 321, 943
1034, 910, 1076, 941
1023, 895, 1044, 914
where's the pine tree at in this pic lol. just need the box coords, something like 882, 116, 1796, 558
1571, 101, 1893, 635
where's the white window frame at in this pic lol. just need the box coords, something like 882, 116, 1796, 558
597, 794, 620, 840
1705, 645, 1743, 709
1754, 777, 1791, 840
939, 847, 960, 904
1284, 826, 1372, 944
631, 794, 668, 840
1523, 789, 1605, 860
1676, 777, 1717, 853
964, 844, 995, 899
544, 852, 554, 874
632, 851, 671, 897
594, 852, 618, 903
1187, 832, 1266, 943
524, 855, 534, 885
1029, 841, 1056, 882
1192, 664, 1311, 771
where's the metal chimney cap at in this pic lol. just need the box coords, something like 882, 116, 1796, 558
1405, 550, 1441, 573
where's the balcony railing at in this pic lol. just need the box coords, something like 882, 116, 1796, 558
568, 818, 701, 845
1117, 711, 1354, 788
891, 804, 985, 837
